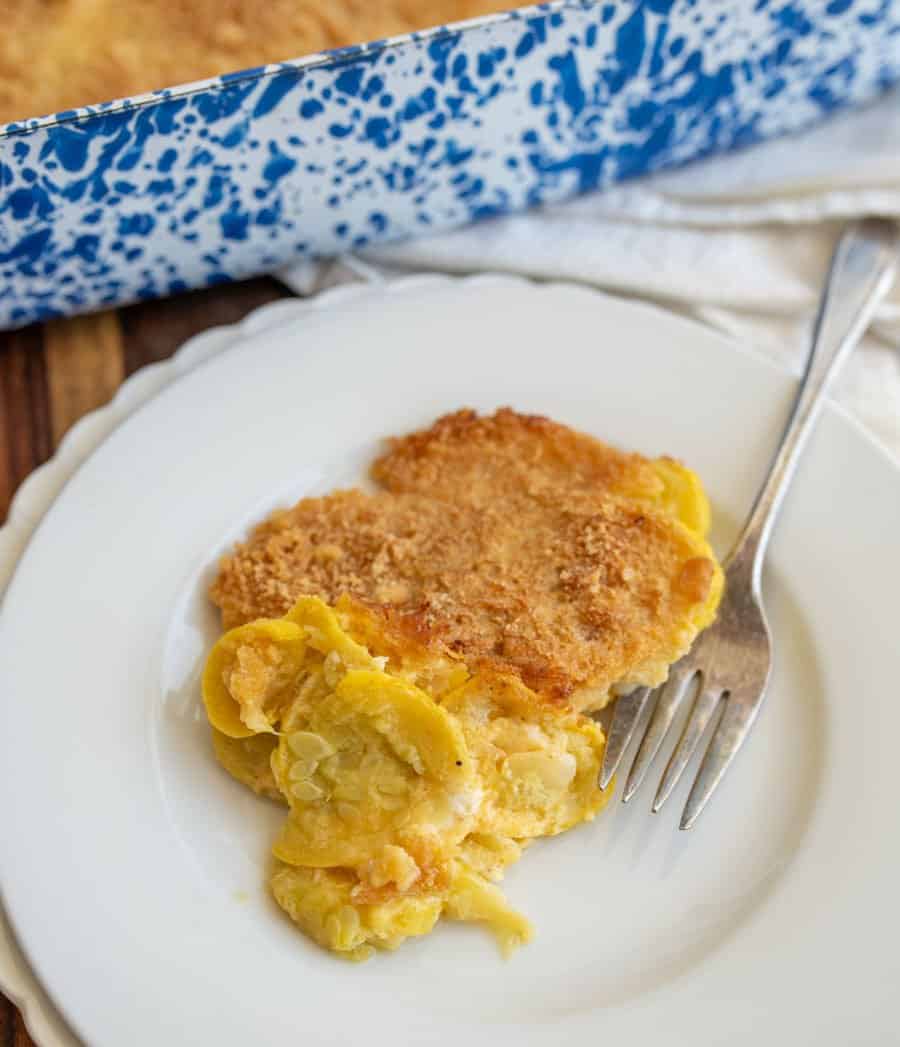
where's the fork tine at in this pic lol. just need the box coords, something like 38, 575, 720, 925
598, 686, 651, 790
652, 687, 722, 814
680, 697, 762, 830
622, 665, 696, 803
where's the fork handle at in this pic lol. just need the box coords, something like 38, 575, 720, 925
728, 218, 899, 587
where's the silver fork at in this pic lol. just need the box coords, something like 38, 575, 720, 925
598, 218, 899, 829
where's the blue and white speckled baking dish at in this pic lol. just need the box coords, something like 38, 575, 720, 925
1, 0, 899, 329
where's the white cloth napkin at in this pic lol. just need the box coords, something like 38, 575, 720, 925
280, 85, 900, 460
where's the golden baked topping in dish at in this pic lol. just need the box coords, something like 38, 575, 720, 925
0, 0, 520, 123
202, 409, 722, 960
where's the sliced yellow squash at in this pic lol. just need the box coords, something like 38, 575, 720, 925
272, 670, 477, 869
285, 596, 375, 668
270, 862, 443, 961
445, 863, 533, 956
210, 728, 283, 802
443, 678, 609, 838
202, 619, 307, 737
649, 457, 712, 535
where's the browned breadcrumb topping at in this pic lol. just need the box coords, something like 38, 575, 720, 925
0, 0, 518, 123
210, 409, 713, 704
371, 407, 657, 504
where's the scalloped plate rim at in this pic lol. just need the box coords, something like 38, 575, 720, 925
1, 272, 898, 1047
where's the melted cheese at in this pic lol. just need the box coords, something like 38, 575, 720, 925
203, 597, 610, 958
201, 454, 721, 960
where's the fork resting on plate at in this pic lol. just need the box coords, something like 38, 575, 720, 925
599, 218, 900, 828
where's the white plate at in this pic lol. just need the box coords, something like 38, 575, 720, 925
2, 275, 899, 1047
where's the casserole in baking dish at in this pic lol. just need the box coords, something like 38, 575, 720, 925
2, 0, 898, 328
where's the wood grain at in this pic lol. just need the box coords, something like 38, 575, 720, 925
119, 278, 289, 375
0, 326, 51, 523
12, 1010, 35, 1047
0, 995, 12, 1047
44, 312, 125, 447
0, 277, 296, 1046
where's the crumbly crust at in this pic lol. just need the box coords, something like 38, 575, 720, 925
210, 409, 716, 704
371, 407, 656, 504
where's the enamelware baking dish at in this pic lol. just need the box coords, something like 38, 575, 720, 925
1, 0, 898, 328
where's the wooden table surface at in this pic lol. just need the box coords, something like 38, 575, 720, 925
0, 278, 295, 1047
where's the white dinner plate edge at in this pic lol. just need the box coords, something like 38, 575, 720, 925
1, 271, 895, 1047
